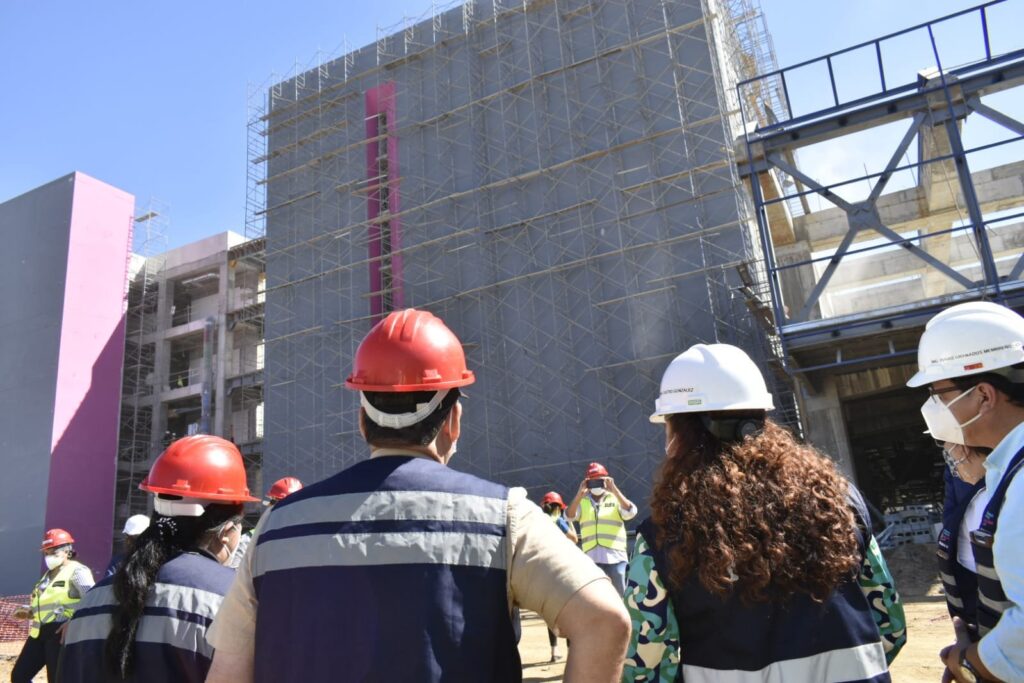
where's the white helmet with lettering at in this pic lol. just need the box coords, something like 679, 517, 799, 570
906, 302, 1024, 388
650, 343, 774, 422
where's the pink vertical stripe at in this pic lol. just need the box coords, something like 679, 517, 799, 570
365, 81, 403, 319
44, 173, 134, 577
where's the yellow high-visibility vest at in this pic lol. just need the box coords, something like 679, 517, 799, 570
579, 496, 627, 553
29, 561, 85, 638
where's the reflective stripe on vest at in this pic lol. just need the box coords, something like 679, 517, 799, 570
935, 528, 970, 622
970, 444, 1024, 637
29, 561, 84, 638
58, 553, 233, 683
63, 583, 221, 658
680, 642, 888, 683
579, 496, 627, 553
251, 456, 521, 683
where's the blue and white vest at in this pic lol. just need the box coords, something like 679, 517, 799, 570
251, 455, 521, 682
935, 476, 984, 634
638, 489, 890, 683
60, 551, 234, 683
970, 444, 1024, 636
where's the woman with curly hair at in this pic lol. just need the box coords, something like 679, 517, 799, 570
622, 344, 906, 682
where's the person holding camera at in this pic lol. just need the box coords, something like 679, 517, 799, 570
567, 462, 636, 595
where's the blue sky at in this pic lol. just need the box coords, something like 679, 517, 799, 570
0, 0, 1018, 248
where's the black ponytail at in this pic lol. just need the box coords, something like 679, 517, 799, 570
104, 502, 242, 679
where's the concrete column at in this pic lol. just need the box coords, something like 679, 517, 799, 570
150, 279, 174, 458
214, 260, 232, 437
774, 240, 820, 321
797, 376, 857, 483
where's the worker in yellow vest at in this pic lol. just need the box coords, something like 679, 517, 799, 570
567, 462, 637, 595
11, 528, 94, 683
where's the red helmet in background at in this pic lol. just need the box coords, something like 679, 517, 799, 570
586, 462, 609, 480
266, 476, 304, 503
141, 435, 259, 506
41, 529, 74, 551
345, 309, 475, 392
541, 492, 566, 509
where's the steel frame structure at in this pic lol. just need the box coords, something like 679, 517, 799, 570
737, 1, 1024, 374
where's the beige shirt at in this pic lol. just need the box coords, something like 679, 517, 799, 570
207, 453, 606, 658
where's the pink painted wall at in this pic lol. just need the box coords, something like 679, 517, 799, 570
43, 173, 133, 577
365, 82, 404, 319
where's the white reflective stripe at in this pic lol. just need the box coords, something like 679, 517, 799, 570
253, 531, 505, 577
360, 389, 449, 429
65, 611, 215, 658
976, 563, 1000, 580
83, 582, 226, 622
947, 594, 965, 609
939, 571, 957, 585
679, 642, 888, 683
978, 592, 1013, 613
265, 489, 507, 531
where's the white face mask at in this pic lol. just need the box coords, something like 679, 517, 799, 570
590, 487, 606, 497
44, 553, 64, 570
920, 385, 982, 445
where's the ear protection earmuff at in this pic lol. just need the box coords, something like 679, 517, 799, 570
700, 415, 764, 443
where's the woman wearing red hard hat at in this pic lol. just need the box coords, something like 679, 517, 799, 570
10, 528, 94, 683
58, 435, 259, 683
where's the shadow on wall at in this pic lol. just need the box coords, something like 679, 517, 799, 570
41, 321, 128, 581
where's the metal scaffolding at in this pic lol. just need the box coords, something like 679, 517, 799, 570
246, 0, 796, 505
115, 200, 168, 533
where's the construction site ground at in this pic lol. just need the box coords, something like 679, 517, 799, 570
0, 544, 950, 681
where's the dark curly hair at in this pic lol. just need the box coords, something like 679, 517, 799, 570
650, 413, 860, 604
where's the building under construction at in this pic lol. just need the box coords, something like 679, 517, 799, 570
116, 228, 266, 533
249, 0, 792, 507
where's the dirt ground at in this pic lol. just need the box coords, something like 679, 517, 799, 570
0, 545, 953, 682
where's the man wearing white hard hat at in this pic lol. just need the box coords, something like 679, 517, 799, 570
103, 514, 150, 579
908, 302, 1024, 682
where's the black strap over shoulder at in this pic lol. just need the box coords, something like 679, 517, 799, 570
845, 483, 872, 555
978, 444, 1024, 536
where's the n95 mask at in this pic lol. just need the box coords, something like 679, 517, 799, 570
920, 386, 981, 445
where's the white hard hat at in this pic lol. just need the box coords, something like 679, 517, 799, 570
906, 302, 1024, 388
122, 514, 151, 537
650, 343, 774, 422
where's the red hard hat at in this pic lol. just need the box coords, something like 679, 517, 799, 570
586, 462, 609, 480
266, 476, 303, 501
140, 435, 259, 503
41, 529, 74, 551
345, 309, 475, 392
541, 492, 565, 508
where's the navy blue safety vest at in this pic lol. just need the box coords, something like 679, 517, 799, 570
970, 444, 1024, 636
638, 488, 890, 682
251, 455, 521, 683
60, 551, 234, 683
935, 477, 984, 636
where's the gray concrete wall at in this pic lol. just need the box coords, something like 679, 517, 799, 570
0, 176, 73, 595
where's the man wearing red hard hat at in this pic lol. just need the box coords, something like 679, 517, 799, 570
567, 461, 637, 595
207, 309, 629, 683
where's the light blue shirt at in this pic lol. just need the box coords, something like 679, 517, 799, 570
977, 421, 1024, 680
